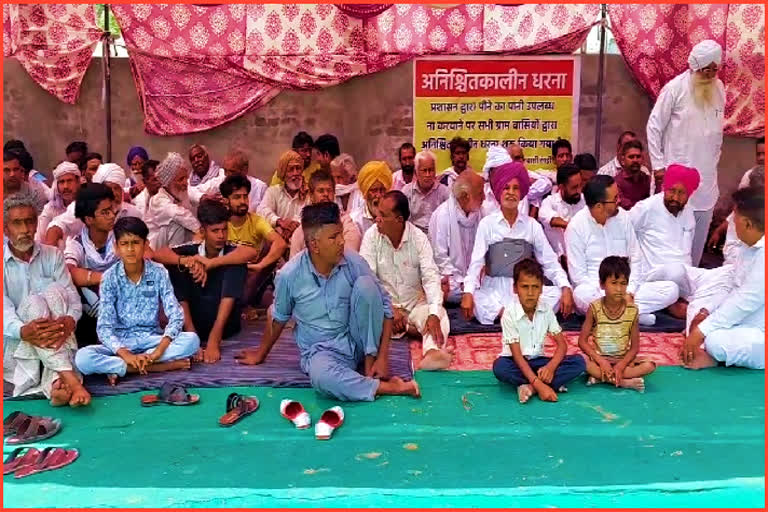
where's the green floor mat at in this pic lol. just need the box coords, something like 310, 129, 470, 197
3, 367, 765, 507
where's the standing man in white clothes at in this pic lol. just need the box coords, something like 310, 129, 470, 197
646, 40, 725, 267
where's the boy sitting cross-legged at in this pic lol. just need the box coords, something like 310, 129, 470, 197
492, 258, 586, 403
75, 217, 200, 385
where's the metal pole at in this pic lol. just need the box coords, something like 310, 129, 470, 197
594, 4, 607, 161
102, 4, 112, 162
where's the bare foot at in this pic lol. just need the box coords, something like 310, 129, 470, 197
683, 348, 718, 370
69, 384, 92, 407
193, 348, 204, 363
517, 384, 534, 403
666, 300, 688, 320
586, 376, 599, 386
618, 377, 645, 392
149, 358, 192, 372
378, 376, 421, 398
50, 380, 72, 407
107, 374, 119, 387
420, 349, 453, 371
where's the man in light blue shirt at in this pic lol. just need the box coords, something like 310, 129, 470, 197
3, 193, 90, 406
75, 217, 199, 385
235, 202, 420, 401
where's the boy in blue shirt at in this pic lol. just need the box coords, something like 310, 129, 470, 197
75, 217, 199, 385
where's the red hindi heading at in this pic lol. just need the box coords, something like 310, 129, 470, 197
415, 58, 575, 97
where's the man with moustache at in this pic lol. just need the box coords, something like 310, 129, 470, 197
36, 162, 81, 241
3, 149, 48, 213
439, 136, 473, 188
349, 161, 393, 236
598, 131, 655, 194
188, 144, 221, 187
290, 170, 361, 258
146, 153, 202, 250
538, 164, 586, 267
647, 40, 725, 267
631, 165, 734, 319
461, 162, 574, 325
613, 140, 651, 210
392, 143, 416, 191
258, 150, 309, 242
401, 150, 450, 234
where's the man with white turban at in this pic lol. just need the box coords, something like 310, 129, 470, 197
145, 152, 202, 250
36, 161, 80, 242
646, 39, 725, 267
43, 163, 142, 248
349, 161, 393, 236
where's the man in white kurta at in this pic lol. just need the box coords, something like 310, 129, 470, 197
36, 162, 80, 242
4, 193, 90, 406
360, 191, 452, 371
257, 150, 309, 241
681, 186, 764, 370
349, 161, 392, 237
630, 165, 732, 313
402, 151, 450, 234
538, 164, 585, 262
428, 171, 485, 305
564, 175, 679, 325
646, 40, 725, 267
146, 153, 201, 250
463, 163, 573, 325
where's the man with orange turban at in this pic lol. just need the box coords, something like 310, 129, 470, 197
349, 161, 393, 236
257, 150, 309, 241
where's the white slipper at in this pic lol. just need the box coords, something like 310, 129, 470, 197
280, 399, 311, 429
315, 406, 344, 440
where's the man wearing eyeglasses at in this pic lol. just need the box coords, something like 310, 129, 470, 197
564, 175, 679, 326
646, 40, 725, 268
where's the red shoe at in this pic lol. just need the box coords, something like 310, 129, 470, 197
315, 406, 344, 440
280, 399, 311, 429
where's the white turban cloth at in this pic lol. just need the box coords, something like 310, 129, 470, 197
482, 145, 513, 180
688, 40, 723, 71
52, 161, 81, 181
50, 161, 82, 208
93, 163, 127, 186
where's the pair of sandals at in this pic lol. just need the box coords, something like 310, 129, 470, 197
138, 383, 258, 428
281, 400, 345, 440
3, 447, 79, 479
4, 411, 61, 445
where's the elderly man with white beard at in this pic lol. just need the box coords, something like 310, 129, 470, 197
145, 153, 202, 250
646, 40, 725, 267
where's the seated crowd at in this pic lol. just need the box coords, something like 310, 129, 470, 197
2, 127, 764, 408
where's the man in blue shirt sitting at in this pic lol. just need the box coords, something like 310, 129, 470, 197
236, 202, 420, 401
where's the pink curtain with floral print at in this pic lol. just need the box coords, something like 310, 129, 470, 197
112, 4, 600, 136
608, 4, 765, 137
3, 4, 103, 104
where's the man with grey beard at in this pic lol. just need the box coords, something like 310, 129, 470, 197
646, 40, 725, 267
145, 152, 201, 250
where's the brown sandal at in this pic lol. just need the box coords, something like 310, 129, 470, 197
218, 393, 259, 427
6, 416, 61, 445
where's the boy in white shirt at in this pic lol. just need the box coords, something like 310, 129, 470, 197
492, 259, 586, 404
